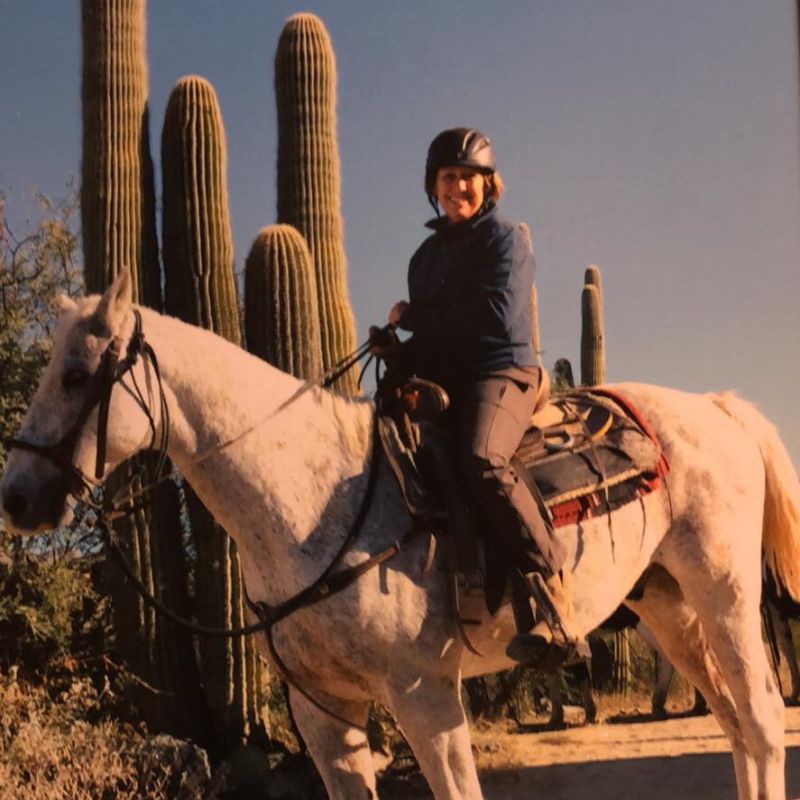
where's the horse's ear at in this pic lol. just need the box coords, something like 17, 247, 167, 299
58, 294, 78, 315
93, 269, 133, 336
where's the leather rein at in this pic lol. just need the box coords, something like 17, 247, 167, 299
5, 312, 426, 729
5, 311, 419, 641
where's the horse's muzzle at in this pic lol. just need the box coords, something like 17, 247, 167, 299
0, 465, 70, 534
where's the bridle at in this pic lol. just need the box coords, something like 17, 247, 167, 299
6, 309, 169, 501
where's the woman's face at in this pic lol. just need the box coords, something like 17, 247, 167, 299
433, 166, 486, 223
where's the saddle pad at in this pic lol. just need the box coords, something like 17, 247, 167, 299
524, 388, 669, 528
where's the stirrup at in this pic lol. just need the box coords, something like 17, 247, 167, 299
523, 572, 579, 645
506, 633, 570, 671
506, 628, 591, 671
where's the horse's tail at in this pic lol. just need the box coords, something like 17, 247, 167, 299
711, 391, 800, 600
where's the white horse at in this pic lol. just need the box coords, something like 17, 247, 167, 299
2, 271, 800, 800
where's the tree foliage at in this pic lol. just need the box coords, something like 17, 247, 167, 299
0, 186, 83, 479
0, 186, 99, 676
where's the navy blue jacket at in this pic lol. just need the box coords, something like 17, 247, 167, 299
397, 204, 537, 398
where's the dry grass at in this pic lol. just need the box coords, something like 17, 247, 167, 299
0, 670, 202, 800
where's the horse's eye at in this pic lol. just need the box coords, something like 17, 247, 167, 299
62, 368, 90, 390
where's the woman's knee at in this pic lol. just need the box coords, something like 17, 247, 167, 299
457, 446, 511, 493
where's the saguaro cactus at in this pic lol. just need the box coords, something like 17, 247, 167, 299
580, 265, 605, 386
161, 74, 266, 747
79, 0, 209, 739
162, 76, 240, 343
245, 224, 323, 379
584, 263, 602, 294
517, 223, 543, 367
80, 0, 159, 308
274, 12, 359, 394
582, 264, 626, 689
530, 284, 543, 368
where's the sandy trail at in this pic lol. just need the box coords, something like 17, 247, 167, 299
392, 705, 800, 799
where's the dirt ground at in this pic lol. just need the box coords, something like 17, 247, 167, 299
385, 697, 800, 800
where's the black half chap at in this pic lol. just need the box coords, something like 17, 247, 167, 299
457, 374, 567, 594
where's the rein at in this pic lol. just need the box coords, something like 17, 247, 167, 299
98, 412, 416, 640
6, 311, 402, 639
6, 310, 413, 728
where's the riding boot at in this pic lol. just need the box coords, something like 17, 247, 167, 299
506, 570, 590, 671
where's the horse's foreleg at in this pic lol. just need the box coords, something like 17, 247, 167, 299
288, 688, 377, 800
388, 673, 483, 800
626, 565, 759, 800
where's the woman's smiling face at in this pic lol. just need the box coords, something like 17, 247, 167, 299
433, 165, 486, 223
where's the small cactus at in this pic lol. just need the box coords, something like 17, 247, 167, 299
245, 224, 323, 380
274, 13, 358, 394
530, 284, 543, 367
580, 278, 605, 386
553, 358, 576, 393
517, 223, 543, 367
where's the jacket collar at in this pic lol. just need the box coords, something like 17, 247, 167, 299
425, 201, 497, 236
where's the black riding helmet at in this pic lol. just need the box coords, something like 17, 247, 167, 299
424, 127, 496, 200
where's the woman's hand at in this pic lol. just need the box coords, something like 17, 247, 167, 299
389, 300, 409, 327
368, 325, 399, 356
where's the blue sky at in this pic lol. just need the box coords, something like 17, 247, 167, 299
2, 0, 799, 466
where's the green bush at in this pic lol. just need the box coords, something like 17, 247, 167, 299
0, 539, 102, 676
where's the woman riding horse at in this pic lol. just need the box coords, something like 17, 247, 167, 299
4, 254, 798, 798
378, 127, 587, 667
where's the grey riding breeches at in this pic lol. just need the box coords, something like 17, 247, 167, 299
456, 372, 567, 577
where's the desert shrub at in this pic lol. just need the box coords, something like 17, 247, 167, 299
0, 537, 106, 678
0, 672, 216, 800
0, 673, 149, 800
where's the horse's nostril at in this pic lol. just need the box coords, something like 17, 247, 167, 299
3, 491, 29, 521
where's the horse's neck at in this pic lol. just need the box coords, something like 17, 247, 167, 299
137, 307, 374, 602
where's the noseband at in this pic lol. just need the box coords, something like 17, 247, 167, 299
5, 309, 168, 498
